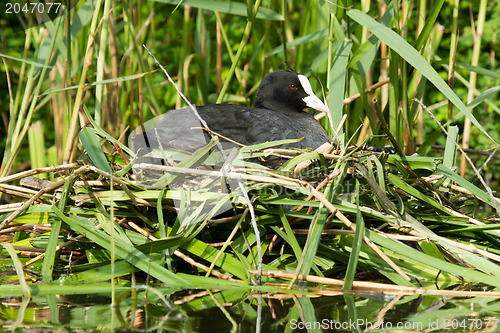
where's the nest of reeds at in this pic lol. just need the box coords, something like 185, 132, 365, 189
1, 122, 499, 293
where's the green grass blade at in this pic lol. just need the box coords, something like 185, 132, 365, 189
387, 173, 448, 214
347, 9, 497, 145
386, 155, 439, 172
79, 127, 112, 173
52, 207, 190, 287
467, 86, 500, 110
329, 39, 352, 140
83, 106, 134, 156
343, 294, 359, 329
277, 207, 303, 261
414, 0, 445, 51
437, 164, 499, 209
368, 230, 500, 287
28, 121, 46, 177
443, 126, 459, 169
0, 53, 52, 68
284, 304, 300, 333
1, 243, 31, 297
41, 216, 62, 283
179, 237, 251, 280
343, 179, 364, 290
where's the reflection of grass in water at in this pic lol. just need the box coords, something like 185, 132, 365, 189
2, 283, 499, 331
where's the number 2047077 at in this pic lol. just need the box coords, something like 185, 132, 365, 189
5, 2, 61, 15
442, 318, 499, 330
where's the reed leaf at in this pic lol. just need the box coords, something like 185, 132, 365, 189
347, 9, 497, 145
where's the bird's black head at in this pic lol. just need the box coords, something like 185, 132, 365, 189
254, 70, 328, 114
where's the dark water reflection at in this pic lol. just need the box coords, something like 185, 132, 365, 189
1, 287, 500, 332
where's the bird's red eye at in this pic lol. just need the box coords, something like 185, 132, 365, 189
290, 84, 298, 90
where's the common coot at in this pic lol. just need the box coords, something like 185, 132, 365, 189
130, 70, 330, 158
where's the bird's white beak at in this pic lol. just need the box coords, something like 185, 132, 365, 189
298, 74, 329, 113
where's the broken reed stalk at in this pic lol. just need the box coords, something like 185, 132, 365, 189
0, 203, 25, 213
0, 163, 82, 228
0, 177, 67, 230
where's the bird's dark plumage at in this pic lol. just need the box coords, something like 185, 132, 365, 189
130, 70, 329, 157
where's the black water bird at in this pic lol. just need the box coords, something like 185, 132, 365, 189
130, 70, 330, 161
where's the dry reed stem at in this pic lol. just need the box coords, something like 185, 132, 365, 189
0, 163, 80, 184
0, 203, 25, 213
0, 163, 142, 229
0, 183, 49, 197
293, 229, 428, 242
0, 177, 67, 230
427, 179, 500, 206
0, 224, 52, 234
248, 270, 500, 298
